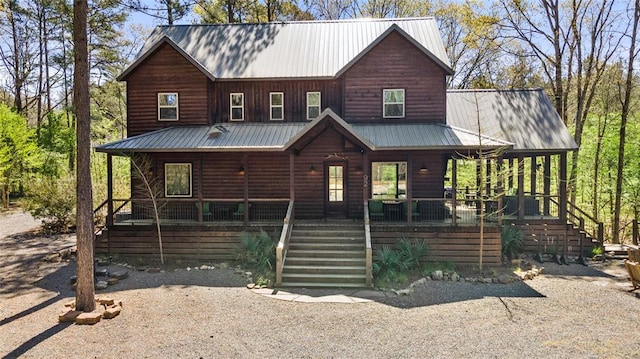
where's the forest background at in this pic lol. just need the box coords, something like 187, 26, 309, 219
0, 0, 638, 243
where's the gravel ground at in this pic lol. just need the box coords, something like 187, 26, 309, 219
1, 210, 640, 358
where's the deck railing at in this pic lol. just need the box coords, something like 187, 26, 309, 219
363, 200, 372, 287
109, 198, 290, 225
276, 200, 294, 286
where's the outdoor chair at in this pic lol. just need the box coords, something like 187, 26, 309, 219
624, 259, 640, 292
411, 201, 420, 221
233, 203, 245, 221
202, 202, 212, 222
369, 200, 384, 221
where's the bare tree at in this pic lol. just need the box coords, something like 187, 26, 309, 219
73, 0, 95, 312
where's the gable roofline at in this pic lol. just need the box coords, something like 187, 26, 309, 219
283, 108, 375, 150
335, 24, 454, 77
117, 35, 216, 82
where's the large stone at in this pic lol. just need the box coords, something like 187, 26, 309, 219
410, 278, 427, 288
109, 271, 128, 280
97, 298, 115, 306
392, 287, 414, 296
75, 311, 103, 325
103, 305, 121, 319
450, 273, 460, 282
498, 274, 515, 284
95, 281, 108, 290
431, 270, 444, 281
107, 277, 119, 286
95, 268, 109, 276
58, 310, 81, 323
146, 268, 161, 273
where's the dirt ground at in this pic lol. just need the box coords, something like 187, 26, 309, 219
1, 209, 640, 358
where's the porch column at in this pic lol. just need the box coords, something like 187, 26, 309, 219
517, 155, 525, 220
496, 156, 503, 225
485, 158, 492, 197
197, 155, 203, 223
289, 153, 295, 201
363, 152, 369, 206
508, 158, 514, 190
106, 154, 113, 227
559, 152, 568, 221
406, 153, 413, 223
452, 158, 457, 226
530, 156, 537, 196
544, 154, 551, 215
243, 154, 249, 225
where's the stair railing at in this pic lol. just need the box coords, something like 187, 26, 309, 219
276, 200, 294, 286
364, 200, 372, 287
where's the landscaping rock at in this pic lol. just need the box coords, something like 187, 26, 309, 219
95, 268, 109, 276
450, 273, 460, 282
103, 305, 122, 319
58, 310, 81, 323
200, 265, 209, 270
75, 311, 103, 325
146, 268, 161, 274
392, 287, 414, 296
70, 275, 77, 285
219, 262, 229, 269
410, 278, 427, 288
246, 283, 256, 289
498, 274, 515, 284
109, 271, 128, 279
97, 298, 115, 306
431, 270, 444, 281
95, 281, 108, 290
107, 277, 119, 286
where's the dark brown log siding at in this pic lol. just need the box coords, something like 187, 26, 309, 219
368, 151, 445, 199
126, 43, 209, 136
213, 79, 343, 123
343, 31, 447, 123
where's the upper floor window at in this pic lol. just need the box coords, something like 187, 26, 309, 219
230, 93, 244, 121
307, 91, 321, 120
158, 93, 178, 121
270, 92, 284, 121
383, 89, 404, 118
165, 163, 192, 197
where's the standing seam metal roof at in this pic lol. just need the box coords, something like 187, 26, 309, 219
118, 18, 452, 81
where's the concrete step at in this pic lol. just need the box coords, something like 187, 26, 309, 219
286, 249, 365, 258
289, 242, 363, 251
281, 273, 367, 285
285, 256, 366, 267
283, 265, 366, 275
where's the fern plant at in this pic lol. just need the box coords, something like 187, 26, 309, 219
501, 224, 524, 260
236, 230, 276, 275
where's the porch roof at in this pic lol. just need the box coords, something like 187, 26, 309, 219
95, 115, 512, 154
447, 89, 578, 152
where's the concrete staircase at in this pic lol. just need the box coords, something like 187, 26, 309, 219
281, 223, 368, 288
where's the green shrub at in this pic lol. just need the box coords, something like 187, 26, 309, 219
421, 261, 456, 276
236, 230, 276, 276
24, 175, 76, 233
373, 238, 430, 286
397, 237, 429, 268
501, 224, 524, 260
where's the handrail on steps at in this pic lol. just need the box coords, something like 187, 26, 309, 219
364, 200, 372, 287
551, 197, 604, 246
276, 200, 294, 286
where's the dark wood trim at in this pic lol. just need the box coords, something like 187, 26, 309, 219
363, 152, 369, 202
559, 152, 567, 221
107, 154, 114, 227
517, 155, 524, 220
530, 155, 537, 196
544, 154, 551, 215
451, 158, 457, 226
508, 158, 514, 189
289, 153, 295, 200
243, 154, 249, 224
407, 153, 413, 223
197, 155, 203, 222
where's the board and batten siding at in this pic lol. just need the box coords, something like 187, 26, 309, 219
342, 31, 447, 123
212, 79, 343, 123
126, 43, 210, 136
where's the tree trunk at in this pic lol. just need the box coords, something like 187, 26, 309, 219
73, 0, 95, 312
613, 0, 638, 244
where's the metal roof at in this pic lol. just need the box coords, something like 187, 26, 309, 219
446, 89, 578, 152
118, 18, 452, 81
96, 123, 306, 153
351, 123, 512, 150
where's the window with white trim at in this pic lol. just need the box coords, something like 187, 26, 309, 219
306, 91, 321, 120
383, 89, 405, 118
158, 93, 178, 121
165, 163, 192, 197
270, 92, 284, 121
230, 93, 244, 121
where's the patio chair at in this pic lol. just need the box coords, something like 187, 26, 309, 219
628, 249, 640, 262
411, 201, 420, 221
369, 200, 384, 221
202, 202, 212, 222
624, 258, 640, 292
233, 203, 245, 221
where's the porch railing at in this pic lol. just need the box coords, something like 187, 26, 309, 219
276, 200, 294, 286
109, 197, 290, 225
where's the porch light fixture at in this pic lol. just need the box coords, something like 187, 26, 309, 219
239, 166, 245, 175
420, 164, 428, 173
309, 165, 316, 173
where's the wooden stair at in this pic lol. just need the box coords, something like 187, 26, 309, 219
281, 223, 368, 288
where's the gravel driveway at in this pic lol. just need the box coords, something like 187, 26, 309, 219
1, 210, 640, 358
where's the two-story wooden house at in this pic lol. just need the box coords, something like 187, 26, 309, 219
95, 18, 584, 287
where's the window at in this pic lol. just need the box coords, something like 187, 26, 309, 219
328, 165, 344, 202
230, 93, 244, 121
270, 92, 284, 121
371, 162, 407, 199
165, 163, 192, 197
383, 89, 404, 118
158, 93, 178, 121
307, 91, 321, 120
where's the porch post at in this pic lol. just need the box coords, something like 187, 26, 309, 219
496, 156, 503, 225
485, 158, 492, 197
508, 157, 514, 190
243, 154, 249, 225
289, 153, 295, 201
530, 155, 537, 196
559, 152, 568, 221
544, 154, 551, 215
407, 153, 413, 223
106, 154, 113, 227
363, 152, 369, 208
452, 158, 457, 226
197, 155, 203, 223
517, 155, 525, 220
